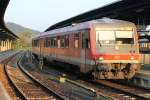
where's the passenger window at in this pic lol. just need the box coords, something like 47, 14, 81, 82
54, 38, 57, 47
34, 39, 39, 47
50, 38, 54, 47
48, 38, 51, 47
45, 38, 49, 47
82, 32, 90, 49
74, 33, 79, 48
65, 35, 69, 48
60, 36, 65, 48
82, 32, 86, 48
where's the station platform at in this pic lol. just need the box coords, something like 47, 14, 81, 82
0, 50, 17, 63
0, 50, 19, 100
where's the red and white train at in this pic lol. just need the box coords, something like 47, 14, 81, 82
32, 18, 141, 79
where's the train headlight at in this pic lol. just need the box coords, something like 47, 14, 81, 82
130, 56, 135, 60
99, 57, 104, 61
115, 45, 119, 50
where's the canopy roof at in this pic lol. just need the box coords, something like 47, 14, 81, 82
46, 0, 150, 31
0, 0, 18, 39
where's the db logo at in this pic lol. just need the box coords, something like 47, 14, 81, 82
114, 56, 120, 59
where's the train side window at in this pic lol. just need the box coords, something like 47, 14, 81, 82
48, 38, 51, 47
82, 32, 86, 48
49, 38, 52, 47
65, 35, 69, 48
36, 40, 38, 47
45, 38, 49, 47
34, 40, 38, 47
50, 38, 54, 47
74, 33, 79, 48
54, 38, 57, 47
82, 32, 90, 49
60, 36, 65, 48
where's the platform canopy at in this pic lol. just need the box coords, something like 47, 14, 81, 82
46, 0, 150, 31
0, 0, 18, 39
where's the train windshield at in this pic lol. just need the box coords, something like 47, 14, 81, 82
96, 30, 133, 45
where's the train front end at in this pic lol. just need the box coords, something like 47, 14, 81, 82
91, 21, 140, 79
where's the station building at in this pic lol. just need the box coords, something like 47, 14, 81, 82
0, 0, 18, 52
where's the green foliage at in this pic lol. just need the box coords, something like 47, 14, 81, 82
12, 30, 36, 50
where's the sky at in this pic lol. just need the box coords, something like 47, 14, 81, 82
5, 0, 118, 31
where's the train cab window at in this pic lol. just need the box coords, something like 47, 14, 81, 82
74, 33, 79, 48
115, 31, 133, 44
60, 36, 65, 48
96, 31, 115, 45
65, 35, 69, 48
82, 32, 90, 49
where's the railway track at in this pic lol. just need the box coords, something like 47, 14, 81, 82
19, 53, 78, 100
42, 68, 137, 100
0, 51, 21, 99
93, 80, 150, 100
17, 51, 150, 100
40, 62, 150, 100
4, 53, 69, 100
22, 52, 112, 100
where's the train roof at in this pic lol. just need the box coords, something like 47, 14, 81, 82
33, 18, 135, 40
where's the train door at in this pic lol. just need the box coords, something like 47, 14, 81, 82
80, 30, 90, 73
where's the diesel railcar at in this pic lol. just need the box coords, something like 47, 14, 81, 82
32, 18, 141, 79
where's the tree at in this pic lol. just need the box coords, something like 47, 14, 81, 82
12, 30, 36, 50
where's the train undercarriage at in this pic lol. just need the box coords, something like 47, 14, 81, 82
92, 63, 140, 79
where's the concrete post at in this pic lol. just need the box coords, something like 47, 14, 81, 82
10, 40, 12, 50
7, 40, 10, 50
6, 40, 8, 50
0, 40, 13, 52
4, 41, 6, 51
7, 40, 9, 50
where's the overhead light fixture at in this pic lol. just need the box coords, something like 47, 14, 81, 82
136, 8, 145, 13
72, 23, 77, 27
